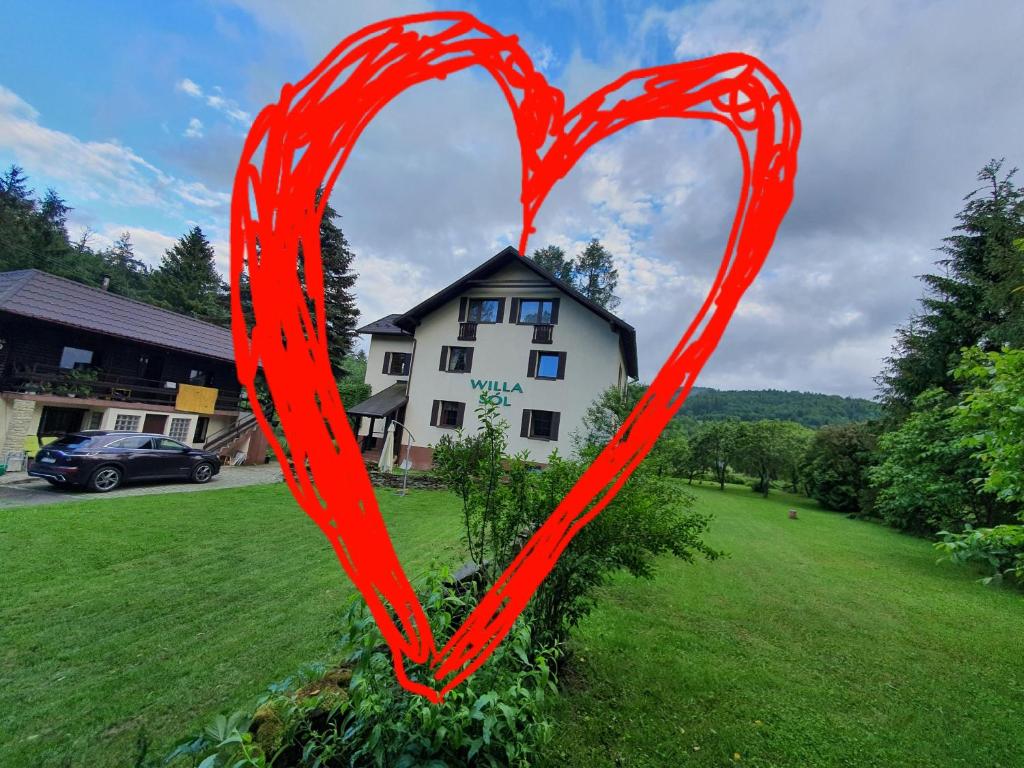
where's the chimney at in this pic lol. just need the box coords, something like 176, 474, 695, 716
101, 275, 111, 291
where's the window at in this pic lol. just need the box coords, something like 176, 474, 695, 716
516, 299, 557, 325
431, 400, 465, 429
464, 298, 502, 323
458, 322, 478, 341
439, 346, 474, 374
521, 409, 560, 441
532, 324, 554, 344
193, 416, 210, 443
168, 417, 191, 441
154, 437, 187, 451
188, 369, 213, 386
49, 434, 94, 449
86, 412, 102, 430
536, 353, 560, 379
382, 352, 411, 376
110, 435, 152, 449
59, 346, 94, 370
527, 350, 566, 380
113, 414, 141, 432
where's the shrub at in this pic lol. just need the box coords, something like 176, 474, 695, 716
163, 573, 559, 767
801, 422, 877, 513
935, 525, 1024, 586
434, 403, 720, 648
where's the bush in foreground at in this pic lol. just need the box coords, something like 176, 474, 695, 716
162, 575, 559, 767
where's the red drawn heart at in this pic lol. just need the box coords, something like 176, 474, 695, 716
230, 11, 799, 702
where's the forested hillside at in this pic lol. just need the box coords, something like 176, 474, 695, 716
679, 387, 880, 427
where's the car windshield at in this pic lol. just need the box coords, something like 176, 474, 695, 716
47, 435, 93, 449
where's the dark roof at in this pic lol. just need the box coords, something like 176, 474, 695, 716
394, 247, 639, 378
346, 382, 408, 418
0, 269, 236, 362
356, 313, 411, 336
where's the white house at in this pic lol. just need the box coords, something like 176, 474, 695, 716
350, 247, 638, 469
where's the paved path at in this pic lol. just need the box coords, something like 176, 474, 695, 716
0, 464, 284, 509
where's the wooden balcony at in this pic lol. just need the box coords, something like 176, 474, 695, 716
532, 324, 554, 344
458, 321, 478, 341
0, 362, 243, 412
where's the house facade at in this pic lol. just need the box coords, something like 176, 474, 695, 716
350, 247, 638, 469
0, 269, 263, 466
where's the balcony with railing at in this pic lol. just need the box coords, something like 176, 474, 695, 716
532, 324, 554, 344
1, 362, 243, 412
458, 321, 478, 341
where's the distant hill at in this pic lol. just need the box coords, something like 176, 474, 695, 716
677, 388, 881, 428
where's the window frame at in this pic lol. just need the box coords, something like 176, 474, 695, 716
520, 409, 560, 442
168, 417, 191, 442
382, 351, 411, 376
430, 399, 466, 430
516, 299, 555, 325
112, 414, 142, 432
439, 345, 474, 374
463, 297, 504, 324
527, 350, 567, 380
59, 346, 95, 370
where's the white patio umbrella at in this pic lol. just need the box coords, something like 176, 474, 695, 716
377, 421, 396, 474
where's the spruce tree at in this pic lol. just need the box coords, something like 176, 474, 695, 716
574, 238, 620, 310
102, 232, 150, 299
150, 226, 228, 324
298, 191, 359, 375
529, 244, 575, 283
878, 160, 1024, 418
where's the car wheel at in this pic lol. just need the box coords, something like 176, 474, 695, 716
191, 462, 214, 484
89, 465, 122, 493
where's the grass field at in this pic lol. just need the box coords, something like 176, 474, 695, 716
0, 484, 464, 768
3, 481, 1022, 767
544, 484, 1024, 767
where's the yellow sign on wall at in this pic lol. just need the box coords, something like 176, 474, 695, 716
175, 383, 218, 414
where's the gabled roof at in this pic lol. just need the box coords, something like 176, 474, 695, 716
0, 269, 236, 362
394, 247, 639, 377
355, 313, 412, 336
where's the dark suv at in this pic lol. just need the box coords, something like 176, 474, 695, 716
29, 431, 222, 492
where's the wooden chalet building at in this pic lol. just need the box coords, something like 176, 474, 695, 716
0, 269, 263, 466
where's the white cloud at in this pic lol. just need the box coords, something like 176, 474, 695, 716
0, 85, 230, 214
176, 77, 252, 124
183, 117, 204, 139
89, 224, 179, 268
175, 78, 203, 97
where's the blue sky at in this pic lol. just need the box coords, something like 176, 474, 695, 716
2, 0, 1023, 396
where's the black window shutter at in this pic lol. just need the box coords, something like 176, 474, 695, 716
458, 298, 468, 322
430, 400, 440, 426
509, 298, 519, 324
464, 347, 474, 373
520, 409, 531, 438
439, 346, 449, 371
556, 352, 567, 380
528, 350, 537, 378
495, 297, 506, 323
455, 402, 466, 428
382, 351, 392, 374
550, 298, 560, 324
550, 412, 560, 441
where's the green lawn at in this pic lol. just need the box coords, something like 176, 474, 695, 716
544, 484, 1024, 767
0, 484, 464, 768
3, 482, 1022, 767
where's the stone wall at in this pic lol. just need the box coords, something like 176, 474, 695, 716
2, 399, 37, 456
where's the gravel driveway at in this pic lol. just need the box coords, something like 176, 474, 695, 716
0, 464, 284, 509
